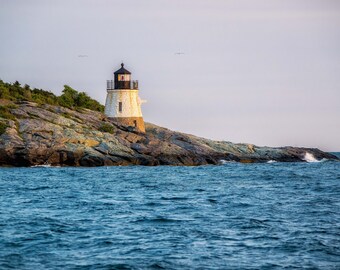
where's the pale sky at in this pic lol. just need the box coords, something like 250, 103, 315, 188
0, 0, 339, 151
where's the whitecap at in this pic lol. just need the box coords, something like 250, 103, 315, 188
219, 160, 235, 164
31, 164, 60, 168
267, 160, 277, 163
302, 152, 327, 163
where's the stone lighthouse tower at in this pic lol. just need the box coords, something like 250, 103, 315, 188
104, 63, 145, 133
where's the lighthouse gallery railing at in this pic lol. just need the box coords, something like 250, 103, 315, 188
107, 80, 139, 90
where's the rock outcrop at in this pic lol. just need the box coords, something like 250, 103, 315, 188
0, 101, 338, 166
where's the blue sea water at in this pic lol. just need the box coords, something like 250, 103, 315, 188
0, 160, 339, 269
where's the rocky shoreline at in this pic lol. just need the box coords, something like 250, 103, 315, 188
0, 101, 338, 167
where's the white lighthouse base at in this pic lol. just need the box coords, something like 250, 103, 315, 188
104, 89, 145, 133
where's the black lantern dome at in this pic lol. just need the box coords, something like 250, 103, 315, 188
114, 63, 131, 89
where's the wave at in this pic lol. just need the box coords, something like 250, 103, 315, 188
267, 160, 277, 163
31, 164, 60, 168
303, 152, 328, 163
219, 160, 235, 164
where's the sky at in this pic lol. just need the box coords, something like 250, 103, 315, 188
0, 0, 339, 151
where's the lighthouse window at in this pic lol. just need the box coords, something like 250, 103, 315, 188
118, 74, 130, 81
119, 102, 122, 112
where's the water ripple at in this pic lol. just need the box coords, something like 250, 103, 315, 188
0, 162, 339, 269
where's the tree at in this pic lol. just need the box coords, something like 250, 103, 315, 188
58, 85, 78, 108
23, 84, 32, 100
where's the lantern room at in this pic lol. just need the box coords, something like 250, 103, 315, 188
114, 63, 131, 89
107, 63, 138, 90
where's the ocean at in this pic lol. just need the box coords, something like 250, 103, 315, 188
0, 158, 339, 269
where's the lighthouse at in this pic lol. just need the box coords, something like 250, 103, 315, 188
104, 63, 145, 133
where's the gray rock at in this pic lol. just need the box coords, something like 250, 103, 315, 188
0, 101, 338, 167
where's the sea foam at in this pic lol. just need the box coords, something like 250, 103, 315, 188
303, 152, 327, 163
219, 160, 235, 164
267, 160, 277, 163
31, 164, 60, 168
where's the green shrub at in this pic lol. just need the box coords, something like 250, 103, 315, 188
99, 123, 115, 134
5, 104, 18, 109
31, 88, 59, 105
59, 85, 104, 112
0, 106, 16, 120
0, 122, 8, 135
0, 84, 10, 99
61, 112, 73, 119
